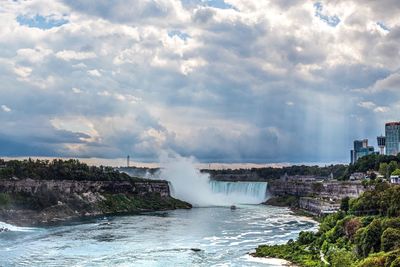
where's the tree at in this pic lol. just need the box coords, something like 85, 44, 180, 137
298, 231, 315, 245
328, 248, 355, 267
388, 161, 399, 177
356, 219, 382, 257
392, 169, 400, 176
381, 228, 400, 252
340, 197, 350, 212
379, 162, 389, 178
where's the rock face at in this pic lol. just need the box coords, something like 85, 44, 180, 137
0, 179, 191, 226
268, 180, 366, 200
0, 179, 171, 197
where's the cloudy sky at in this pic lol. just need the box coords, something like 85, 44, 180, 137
0, 0, 399, 163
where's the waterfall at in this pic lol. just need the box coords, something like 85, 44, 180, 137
209, 181, 269, 204
158, 151, 269, 206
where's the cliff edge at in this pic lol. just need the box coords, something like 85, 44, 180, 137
0, 178, 191, 226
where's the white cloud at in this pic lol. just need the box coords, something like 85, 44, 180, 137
72, 87, 83, 94
56, 50, 97, 61
87, 69, 102, 77
373, 106, 389, 113
1, 0, 400, 162
13, 66, 32, 78
358, 101, 376, 109
1, 105, 11, 112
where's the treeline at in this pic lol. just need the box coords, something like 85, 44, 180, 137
345, 154, 400, 179
255, 183, 400, 267
205, 164, 348, 181
0, 158, 136, 181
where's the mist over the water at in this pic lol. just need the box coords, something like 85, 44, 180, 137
159, 151, 268, 207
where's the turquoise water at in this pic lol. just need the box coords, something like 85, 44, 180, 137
0, 205, 317, 267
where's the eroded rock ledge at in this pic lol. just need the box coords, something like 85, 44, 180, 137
0, 178, 191, 226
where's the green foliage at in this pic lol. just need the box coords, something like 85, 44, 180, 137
327, 248, 355, 267
264, 196, 299, 207
0, 193, 10, 206
350, 184, 400, 217
207, 164, 348, 181
356, 219, 382, 257
341, 196, 350, 212
254, 242, 324, 267
256, 184, 400, 267
390, 257, 400, 267
0, 158, 144, 181
381, 228, 400, 252
392, 169, 400, 176
380, 163, 389, 178
298, 231, 316, 245
357, 253, 386, 267
99, 193, 190, 213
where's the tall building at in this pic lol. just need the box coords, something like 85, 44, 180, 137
377, 135, 386, 155
350, 139, 375, 164
385, 122, 400, 156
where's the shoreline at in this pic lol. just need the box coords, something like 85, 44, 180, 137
247, 254, 299, 267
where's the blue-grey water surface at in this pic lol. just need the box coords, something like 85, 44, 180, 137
0, 205, 317, 267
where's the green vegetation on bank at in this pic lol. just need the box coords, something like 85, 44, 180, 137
254, 183, 400, 267
99, 193, 191, 213
206, 164, 348, 181
207, 153, 400, 182
0, 158, 151, 181
263, 196, 299, 207
345, 154, 400, 180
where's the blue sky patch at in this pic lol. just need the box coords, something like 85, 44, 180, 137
314, 2, 340, 27
377, 21, 390, 31
17, 14, 68, 29
203, 0, 234, 9
181, 0, 234, 10
168, 30, 190, 41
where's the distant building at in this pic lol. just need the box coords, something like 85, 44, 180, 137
385, 122, 400, 155
350, 139, 375, 164
349, 172, 366, 181
280, 173, 328, 182
390, 175, 400, 184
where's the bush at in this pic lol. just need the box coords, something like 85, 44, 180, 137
382, 228, 400, 252
328, 248, 355, 267
390, 257, 400, 267
0, 193, 10, 206
298, 231, 316, 245
341, 197, 350, 212
356, 219, 382, 257
357, 254, 386, 267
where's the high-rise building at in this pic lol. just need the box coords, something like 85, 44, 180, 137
350, 139, 375, 164
377, 135, 386, 155
385, 122, 400, 156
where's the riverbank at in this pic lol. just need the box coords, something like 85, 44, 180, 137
0, 178, 191, 226
263, 196, 317, 220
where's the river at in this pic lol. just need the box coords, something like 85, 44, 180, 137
0, 205, 317, 266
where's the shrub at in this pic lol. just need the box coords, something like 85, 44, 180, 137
0, 193, 10, 206
381, 228, 400, 252
298, 231, 316, 245
357, 254, 386, 267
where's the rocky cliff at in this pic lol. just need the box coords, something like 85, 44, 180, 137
268, 180, 366, 200
0, 179, 191, 226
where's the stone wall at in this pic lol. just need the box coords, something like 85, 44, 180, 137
299, 197, 340, 215
268, 180, 366, 200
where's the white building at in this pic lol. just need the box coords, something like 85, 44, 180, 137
390, 175, 400, 184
